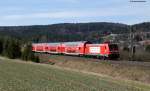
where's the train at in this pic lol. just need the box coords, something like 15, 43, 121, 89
32, 41, 119, 59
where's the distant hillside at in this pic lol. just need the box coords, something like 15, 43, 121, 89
134, 22, 150, 32
0, 22, 149, 42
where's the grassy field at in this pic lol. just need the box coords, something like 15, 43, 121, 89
0, 57, 150, 91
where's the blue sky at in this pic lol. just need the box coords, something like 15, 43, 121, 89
0, 0, 150, 26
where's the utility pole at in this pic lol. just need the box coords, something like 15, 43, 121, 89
128, 0, 146, 61
129, 25, 134, 61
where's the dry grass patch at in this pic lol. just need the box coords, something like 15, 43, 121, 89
38, 54, 150, 84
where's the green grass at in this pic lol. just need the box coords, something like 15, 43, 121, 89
0, 58, 150, 91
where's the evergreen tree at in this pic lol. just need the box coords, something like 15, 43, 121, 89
2, 37, 10, 57
146, 45, 150, 53
21, 43, 39, 62
2, 37, 21, 59
0, 39, 3, 54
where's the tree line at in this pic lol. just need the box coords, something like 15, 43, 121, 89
0, 36, 39, 63
0, 22, 129, 43
0, 22, 149, 43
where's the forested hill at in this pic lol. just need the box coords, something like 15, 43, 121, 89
0, 22, 149, 42
134, 22, 150, 32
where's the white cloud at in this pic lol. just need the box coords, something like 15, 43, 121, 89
1, 7, 149, 21
1, 11, 112, 20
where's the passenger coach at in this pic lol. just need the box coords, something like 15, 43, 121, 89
32, 41, 119, 59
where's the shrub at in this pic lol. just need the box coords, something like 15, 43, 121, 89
0, 39, 3, 54
31, 56, 40, 63
21, 43, 40, 63
145, 45, 150, 53
123, 46, 129, 52
134, 51, 150, 62
119, 51, 130, 60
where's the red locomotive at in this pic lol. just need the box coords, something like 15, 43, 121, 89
32, 41, 119, 59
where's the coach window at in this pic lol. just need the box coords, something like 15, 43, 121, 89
46, 47, 48, 49
79, 47, 81, 50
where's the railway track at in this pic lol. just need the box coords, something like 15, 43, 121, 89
36, 53, 150, 67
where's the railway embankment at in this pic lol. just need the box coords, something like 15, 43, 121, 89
37, 53, 150, 84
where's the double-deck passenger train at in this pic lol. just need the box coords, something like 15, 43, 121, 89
32, 41, 119, 59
